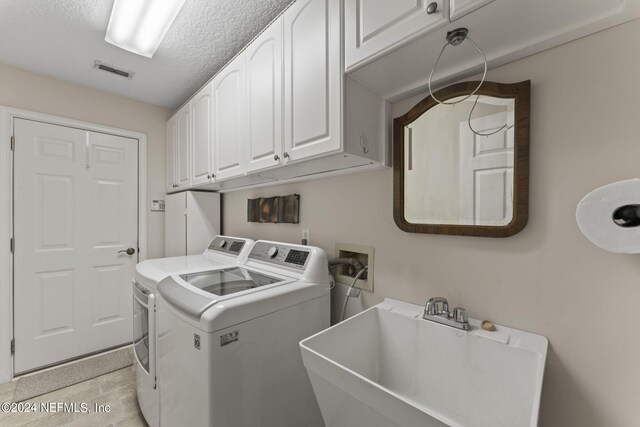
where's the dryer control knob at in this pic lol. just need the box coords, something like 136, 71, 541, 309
218, 240, 227, 248
268, 247, 279, 258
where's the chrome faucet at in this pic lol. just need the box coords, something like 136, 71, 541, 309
423, 297, 469, 330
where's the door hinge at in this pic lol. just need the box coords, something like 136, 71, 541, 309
9, 237, 14, 253
10, 136, 15, 151
10, 339, 14, 355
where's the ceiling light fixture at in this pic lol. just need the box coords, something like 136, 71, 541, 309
105, 0, 186, 58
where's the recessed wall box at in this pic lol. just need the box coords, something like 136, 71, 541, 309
334, 243, 374, 292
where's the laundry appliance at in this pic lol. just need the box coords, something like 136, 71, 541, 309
157, 240, 331, 427
133, 235, 254, 427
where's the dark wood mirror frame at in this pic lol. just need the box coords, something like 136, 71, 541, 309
393, 80, 530, 237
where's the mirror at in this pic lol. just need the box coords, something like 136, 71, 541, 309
393, 81, 530, 237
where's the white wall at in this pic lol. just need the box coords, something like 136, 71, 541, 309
223, 19, 640, 427
0, 63, 170, 258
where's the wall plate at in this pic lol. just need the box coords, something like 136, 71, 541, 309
151, 199, 165, 212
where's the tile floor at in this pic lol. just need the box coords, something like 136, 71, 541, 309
0, 365, 147, 426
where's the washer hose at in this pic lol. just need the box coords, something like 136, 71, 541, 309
328, 257, 366, 278
339, 266, 368, 322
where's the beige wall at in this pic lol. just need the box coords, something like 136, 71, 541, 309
223, 20, 640, 427
0, 63, 170, 259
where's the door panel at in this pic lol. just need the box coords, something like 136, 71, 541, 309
345, 0, 448, 70
213, 54, 246, 180
246, 18, 284, 173
284, 0, 342, 161
166, 116, 177, 192
192, 84, 213, 185
177, 106, 191, 188
13, 118, 138, 373
459, 111, 514, 226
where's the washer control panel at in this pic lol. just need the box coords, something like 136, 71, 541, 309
249, 242, 310, 270
207, 236, 247, 256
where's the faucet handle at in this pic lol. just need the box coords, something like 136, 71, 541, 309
452, 307, 469, 325
424, 297, 449, 317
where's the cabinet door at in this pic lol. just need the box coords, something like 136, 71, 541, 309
344, 0, 448, 71
166, 115, 177, 192
212, 54, 246, 180
245, 17, 284, 173
191, 82, 213, 186
450, 0, 495, 21
176, 105, 191, 188
283, 0, 342, 162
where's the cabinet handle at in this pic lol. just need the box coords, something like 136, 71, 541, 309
212, 174, 216, 179
207, 174, 211, 180
283, 152, 289, 159
426, 2, 438, 14
274, 154, 280, 161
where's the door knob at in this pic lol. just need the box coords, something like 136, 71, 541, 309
118, 248, 136, 256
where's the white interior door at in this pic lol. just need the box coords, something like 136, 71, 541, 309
13, 118, 138, 374
459, 111, 515, 225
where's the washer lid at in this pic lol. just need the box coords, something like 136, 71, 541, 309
158, 267, 288, 318
180, 267, 283, 297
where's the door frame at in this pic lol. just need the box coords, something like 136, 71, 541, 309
0, 106, 148, 383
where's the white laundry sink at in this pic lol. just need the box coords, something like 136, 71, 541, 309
300, 298, 548, 427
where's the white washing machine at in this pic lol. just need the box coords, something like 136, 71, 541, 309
157, 240, 331, 427
133, 235, 254, 427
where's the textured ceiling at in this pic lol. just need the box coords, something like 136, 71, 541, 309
0, 0, 293, 110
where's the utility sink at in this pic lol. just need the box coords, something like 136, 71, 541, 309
300, 299, 548, 427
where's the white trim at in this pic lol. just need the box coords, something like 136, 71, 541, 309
0, 107, 148, 383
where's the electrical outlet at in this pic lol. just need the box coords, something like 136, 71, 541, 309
334, 243, 374, 292
301, 229, 310, 245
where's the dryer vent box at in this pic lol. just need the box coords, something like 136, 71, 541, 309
334, 243, 374, 292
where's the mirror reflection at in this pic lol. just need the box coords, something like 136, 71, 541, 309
403, 95, 515, 226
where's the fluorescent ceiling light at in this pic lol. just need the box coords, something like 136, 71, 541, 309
105, 0, 186, 58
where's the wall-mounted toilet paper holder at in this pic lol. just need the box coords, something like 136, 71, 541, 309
576, 178, 640, 253
612, 204, 640, 228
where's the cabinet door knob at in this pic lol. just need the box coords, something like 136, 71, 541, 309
426, 2, 438, 14
274, 154, 280, 161
207, 174, 211, 180
283, 152, 289, 159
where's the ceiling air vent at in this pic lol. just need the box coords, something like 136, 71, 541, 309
93, 60, 134, 79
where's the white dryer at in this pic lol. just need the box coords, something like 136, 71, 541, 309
157, 240, 331, 427
133, 236, 254, 427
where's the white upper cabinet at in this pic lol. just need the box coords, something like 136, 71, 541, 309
449, 0, 495, 21
191, 81, 213, 186
344, 0, 448, 71
176, 104, 191, 189
166, 115, 178, 192
176, 104, 191, 188
284, 0, 342, 162
212, 53, 246, 180
245, 17, 284, 173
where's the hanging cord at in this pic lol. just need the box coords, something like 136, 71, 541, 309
428, 28, 487, 106
339, 266, 368, 322
428, 28, 512, 137
467, 95, 515, 137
